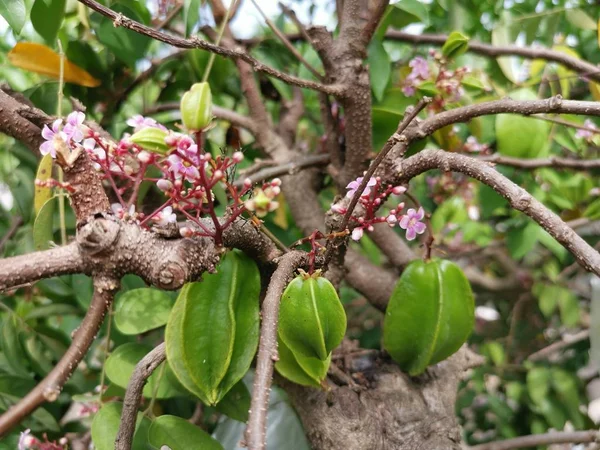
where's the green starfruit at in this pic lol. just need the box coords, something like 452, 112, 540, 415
129, 127, 170, 154
278, 270, 346, 361
383, 259, 474, 376
180, 82, 213, 132
165, 250, 260, 405
275, 336, 330, 388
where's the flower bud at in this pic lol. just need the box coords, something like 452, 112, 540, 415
157, 179, 173, 192
232, 151, 244, 163
180, 82, 213, 132
129, 127, 170, 154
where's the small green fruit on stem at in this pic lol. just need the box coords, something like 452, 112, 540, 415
128, 127, 170, 154
383, 259, 474, 376
180, 82, 213, 132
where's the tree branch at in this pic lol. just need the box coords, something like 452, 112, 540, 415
76, 0, 344, 95
0, 243, 85, 292
0, 278, 118, 437
385, 30, 600, 83
115, 343, 166, 450
393, 149, 600, 276
477, 154, 600, 170
469, 430, 599, 450
245, 251, 306, 450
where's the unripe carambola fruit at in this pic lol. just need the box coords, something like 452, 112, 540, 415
129, 127, 170, 154
278, 270, 347, 361
383, 259, 474, 376
180, 82, 213, 132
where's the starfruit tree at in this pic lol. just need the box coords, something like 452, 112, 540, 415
0, 0, 599, 449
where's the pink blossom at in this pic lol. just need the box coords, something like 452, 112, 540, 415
167, 154, 200, 180
126, 114, 166, 133
392, 185, 406, 195
232, 151, 244, 163
111, 203, 135, 219
386, 214, 397, 225
153, 206, 177, 226
409, 56, 430, 79
157, 179, 173, 192
63, 111, 86, 143
18, 429, 34, 450
399, 207, 426, 241
40, 119, 65, 158
346, 177, 377, 199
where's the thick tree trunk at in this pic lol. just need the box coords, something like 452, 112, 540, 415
284, 347, 481, 450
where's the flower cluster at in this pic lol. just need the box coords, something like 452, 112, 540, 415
402, 51, 471, 109
38, 109, 278, 246
332, 176, 427, 242
463, 135, 490, 154
18, 429, 67, 450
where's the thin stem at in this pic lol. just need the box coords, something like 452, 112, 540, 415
57, 40, 67, 245
144, 361, 166, 417
97, 302, 113, 404
202, 0, 238, 82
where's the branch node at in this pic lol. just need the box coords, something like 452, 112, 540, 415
548, 94, 563, 110
113, 13, 124, 27
77, 217, 120, 255
42, 386, 60, 402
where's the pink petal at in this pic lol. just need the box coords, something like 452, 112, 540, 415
415, 207, 425, 220
41, 124, 54, 141
406, 227, 417, 241
406, 208, 417, 219
40, 141, 55, 157
351, 227, 364, 241
399, 215, 410, 229
414, 222, 426, 234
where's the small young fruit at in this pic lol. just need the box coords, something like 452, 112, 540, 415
275, 336, 330, 388
278, 270, 346, 361
129, 127, 170, 154
180, 82, 213, 132
383, 259, 474, 376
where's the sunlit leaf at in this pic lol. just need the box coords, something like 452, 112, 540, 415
8, 42, 101, 88
0, 0, 28, 34
31, 0, 66, 44
34, 154, 53, 215
33, 196, 56, 250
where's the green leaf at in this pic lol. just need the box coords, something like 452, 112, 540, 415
279, 273, 347, 361
166, 250, 260, 405
0, 315, 30, 377
93, 3, 151, 67
377, 0, 429, 36
33, 196, 56, 250
527, 366, 550, 405
506, 222, 540, 260
557, 288, 580, 327
0, 0, 28, 35
441, 31, 469, 59
183, 0, 200, 36
491, 20, 518, 84
24, 303, 80, 321
383, 259, 475, 376
114, 288, 173, 335
495, 89, 551, 158
34, 154, 53, 215
275, 336, 329, 388
148, 415, 223, 450
215, 381, 251, 422
551, 368, 585, 429
105, 343, 182, 399
367, 38, 391, 102
31, 0, 66, 44
91, 402, 151, 450
566, 9, 597, 30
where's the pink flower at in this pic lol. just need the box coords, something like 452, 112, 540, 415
167, 154, 200, 180
399, 207, 426, 241
40, 119, 65, 158
18, 429, 34, 450
126, 114, 166, 133
63, 111, 86, 143
408, 56, 429, 80
346, 177, 377, 199
153, 206, 177, 226
111, 203, 135, 219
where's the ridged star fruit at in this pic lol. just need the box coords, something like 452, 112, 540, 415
383, 259, 474, 376
180, 82, 213, 132
278, 270, 347, 361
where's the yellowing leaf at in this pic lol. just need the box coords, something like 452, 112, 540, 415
272, 194, 288, 230
590, 82, 600, 102
34, 154, 53, 215
8, 42, 101, 88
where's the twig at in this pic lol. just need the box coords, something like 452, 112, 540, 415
360, 0, 390, 46
77, 0, 345, 95
385, 30, 600, 83
245, 251, 306, 450
203, 0, 238, 82
533, 114, 600, 134
232, 154, 330, 187
469, 430, 600, 450
250, 0, 322, 80
115, 343, 166, 450
0, 278, 118, 437
527, 329, 590, 362
477, 154, 600, 170
0, 216, 22, 253
278, 3, 313, 45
